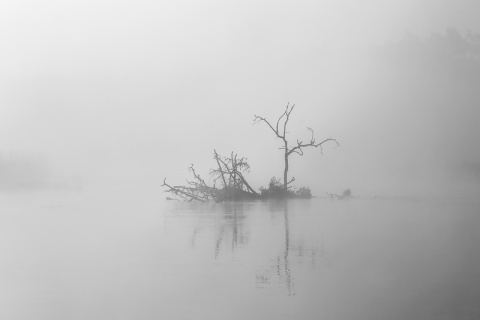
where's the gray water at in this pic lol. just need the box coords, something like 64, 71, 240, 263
1, 187, 480, 320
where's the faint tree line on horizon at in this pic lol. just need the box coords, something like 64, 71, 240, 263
0, 152, 49, 190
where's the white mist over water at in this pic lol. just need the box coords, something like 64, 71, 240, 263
1, 189, 480, 319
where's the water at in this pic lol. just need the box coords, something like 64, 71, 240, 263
1, 188, 480, 319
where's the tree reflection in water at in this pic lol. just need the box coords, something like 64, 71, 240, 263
185, 202, 250, 256
213, 202, 249, 260
255, 200, 319, 296
281, 200, 294, 295
184, 200, 321, 296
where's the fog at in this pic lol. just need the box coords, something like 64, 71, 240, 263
1, 0, 480, 197
3, 3, 480, 319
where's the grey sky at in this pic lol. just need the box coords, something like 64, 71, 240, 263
1, 0, 479, 196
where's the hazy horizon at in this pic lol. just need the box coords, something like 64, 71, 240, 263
1, 0, 480, 198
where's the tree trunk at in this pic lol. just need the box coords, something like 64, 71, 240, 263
283, 143, 289, 191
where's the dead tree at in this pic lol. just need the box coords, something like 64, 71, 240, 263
254, 103, 339, 191
211, 150, 258, 199
162, 150, 258, 202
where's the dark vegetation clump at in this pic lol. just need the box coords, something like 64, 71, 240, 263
259, 177, 312, 199
259, 177, 289, 199
295, 186, 313, 199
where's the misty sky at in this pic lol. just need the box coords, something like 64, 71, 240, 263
1, 0, 480, 196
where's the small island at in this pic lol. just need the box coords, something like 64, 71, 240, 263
163, 104, 339, 202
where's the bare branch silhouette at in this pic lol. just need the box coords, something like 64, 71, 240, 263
254, 104, 339, 192
163, 150, 259, 202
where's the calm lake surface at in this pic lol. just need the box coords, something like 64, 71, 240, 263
1, 186, 480, 320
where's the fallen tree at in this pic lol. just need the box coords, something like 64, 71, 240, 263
162, 150, 259, 203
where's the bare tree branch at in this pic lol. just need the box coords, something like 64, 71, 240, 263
254, 104, 338, 191
163, 150, 259, 202
162, 178, 207, 202
213, 149, 227, 189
